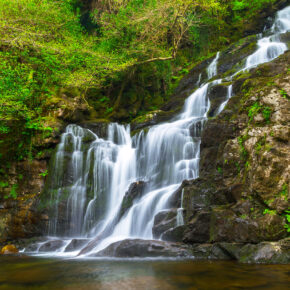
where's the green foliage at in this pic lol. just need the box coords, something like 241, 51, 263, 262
0, 181, 8, 188
279, 89, 289, 99
263, 208, 277, 216
262, 107, 272, 123
39, 170, 48, 177
255, 135, 268, 155
248, 102, 261, 122
245, 161, 250, 171
235, 162, 241, 173
278, 184, 288, 201
238, 135, 248, 158
255, 142, 263, 154
230, 0, 276, 23
0, 0, 282, 164
264, 198, 274, 206
4, 184, 18, 199
282, 210, 290, 232
247, 102, 273, 123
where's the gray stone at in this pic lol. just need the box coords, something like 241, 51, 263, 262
93, 239, 193, 258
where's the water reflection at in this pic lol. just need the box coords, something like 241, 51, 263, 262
0, 257, 289, 289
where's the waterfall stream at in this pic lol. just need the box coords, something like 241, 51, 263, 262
28, 6, 290, 257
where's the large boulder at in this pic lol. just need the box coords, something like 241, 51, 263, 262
38, 240, 65, 252
93, 239, 193, 258
219, 238, 290, 264
64, 239, 89, 252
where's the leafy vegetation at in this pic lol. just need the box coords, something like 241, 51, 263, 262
0, 0, 281, 165
279, 184, 288, 201
263, 208, 277, 216
284, 210, 290, 232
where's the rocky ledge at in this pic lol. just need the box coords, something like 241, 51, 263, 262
89, 238, 290, 264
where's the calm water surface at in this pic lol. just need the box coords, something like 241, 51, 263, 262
0, 257, 289, 289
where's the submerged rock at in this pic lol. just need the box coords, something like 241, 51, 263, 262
93, 239, 193, 258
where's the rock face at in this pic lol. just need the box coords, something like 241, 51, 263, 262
178, 51, 290, 259
0, 160, 49, 246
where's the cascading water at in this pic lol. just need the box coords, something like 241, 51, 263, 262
245, 6, 290, 70
216, 5, 290, 113
176, 189, 185, 227
207, 52, 220, 79
28, 6, 290, 256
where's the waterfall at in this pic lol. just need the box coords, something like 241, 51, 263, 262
176, 189, 185, 227
207, 52, 220, 79
216, 85, 233, 116
29, 6, 290, 256
245, 6, 290, 70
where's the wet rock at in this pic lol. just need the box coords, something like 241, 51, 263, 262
80, 121, 109, 139
219, 238, 290, 264
218, 35, 258, 75
38, 240, 65, 252
183, 211, 211, 243
64, 239, 89, 252
190, 243, 231, 260
119, 181, 146, 218
131, 110, 176, 132
93, 239, 193, 258
161, 225, 187, 243
167, 185, 183, 209
207, 84, 229, 117
152, 209, 178, 239
1, 245, 19, 255
24, 243, 40, 252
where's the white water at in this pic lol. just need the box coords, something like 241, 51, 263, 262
176, 189, 185, 227
207, 52, 220, 79
216, 85, 233, 116
245, 6, 290, 70
28, 6, 290, 256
